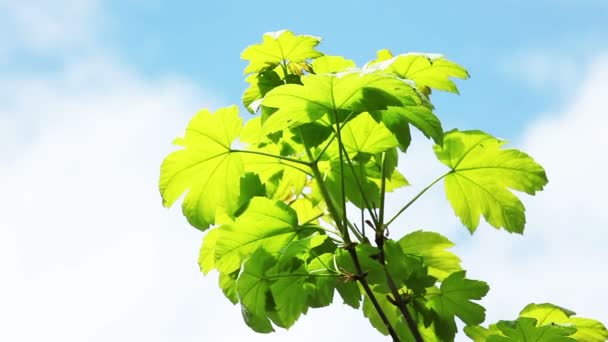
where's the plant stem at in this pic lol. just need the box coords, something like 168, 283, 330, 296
337, 141, 379, 225
375, 153, 423, 341
347, 247, 402, 342
299, 128, 401, 341
378, 152, 387, 232
385, 171, 450, 227
384, 267, 424, 342
333, 114, 348, 232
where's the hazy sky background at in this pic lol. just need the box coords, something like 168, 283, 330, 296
1, 1, 607, 341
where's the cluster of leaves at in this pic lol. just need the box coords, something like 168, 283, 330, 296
159, 30, 607, 341
466, 303, 608, 342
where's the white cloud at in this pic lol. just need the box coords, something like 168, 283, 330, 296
0, 0, 103, 59
0, 45, 389, 342
504, 49, 579, 91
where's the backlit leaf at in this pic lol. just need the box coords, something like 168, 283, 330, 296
214, 197, 309, 273
237, 249, 276, 333
241, 30, 322, 74
399, 230, 461, 281
426, 271, 489, 340
159, 106, 244, 230
261, 72, 419, 134
520, 303, 608, 342
434, 130, 548, 233
374, 50, 469, 94
487, 317, 576, 342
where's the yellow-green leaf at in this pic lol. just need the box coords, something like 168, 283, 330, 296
434, 130, 548, 233
159, 106, 244, 230
241, 30, 322, 74
520, 303, 608, 342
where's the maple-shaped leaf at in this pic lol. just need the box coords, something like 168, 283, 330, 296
330, 111, 399, 158
487, 317, 577, 342
237, 248, 276, 333
321, 157, 407, 211
426, 270, 489, 340
399, 230, 462, 281
243, 69, 283, 113
159, 106, 245, 230
371, 104, 444, 150
434, 129, 548, 233
268, 263, 314, 328
464, 323, 502, 341
519, 303, 608, 342
214, 197, 316, 273
261, 72, 420, 134
311, 55, 356, 74
241, 30, 323, 74
372, 49, 469, 94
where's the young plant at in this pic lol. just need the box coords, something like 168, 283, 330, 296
159, 30, 607, 341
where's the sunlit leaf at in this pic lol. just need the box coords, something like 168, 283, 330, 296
487, 317, 576, 342
373, 50, 469, 94
520, 303, 608, 342
215, 197, 311, 273
399, 230, 461, 281
159, 106, 244, 230
261, 72, 419, 134
311, 55, 356, 74
243, 70, 283, 113
434, 129, 548, 233
237, 249, 276, 333
241, 30, 322, 74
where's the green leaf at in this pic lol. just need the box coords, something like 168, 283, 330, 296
159, 106, 244, 230
399, 230, 462, 281
375, 50, 469, 94
335, 244, 385, 286
235, 172, 266, 216
362, 287, 409, 338
269, 264, 312, 328
306, 252, 337, 308
487, 317, 576, 342
320, 154, 408, 211
261, 72, 419, 134
241, 30, 322, 74
311, 55, 356, 74
426, 270, 489, 340
520, 303, 608, 342
336, 280, 361, 309
199, 228, 219, 274
237, 248, 276, 333
373, 105, 444, 147
434, 130, 548, 233
243, 70, 283, 113
464, 323, 502, 341
292, 122, 333, 148
219, 271, 239, 304
383, 240, 436, 295
339, 112, 399, 157
214, 197, 306, 273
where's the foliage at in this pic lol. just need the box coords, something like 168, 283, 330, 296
159, 30, 607, 341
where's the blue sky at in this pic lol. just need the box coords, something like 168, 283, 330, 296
1, 1, 607, 341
